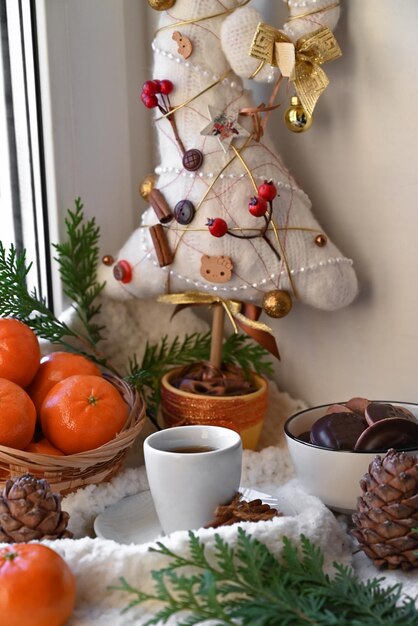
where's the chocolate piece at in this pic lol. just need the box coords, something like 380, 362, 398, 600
365, 402, 417, 426
150, 224, 173, 267
174, 199, 195, 225
354, 417, 418, 451
297, 431, 311, 443
310, 412, 366, 450
182, 148, 203, 172
326, 403, 353, 415
346, 397, 370, 414
149, 189, 173, 224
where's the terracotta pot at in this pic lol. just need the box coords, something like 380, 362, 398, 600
160, 368, 268, 450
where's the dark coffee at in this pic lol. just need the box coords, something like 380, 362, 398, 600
170, 445, 216, 453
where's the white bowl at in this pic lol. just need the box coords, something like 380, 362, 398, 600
284, 402, 418, 514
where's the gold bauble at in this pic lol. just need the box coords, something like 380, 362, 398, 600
315, 234, 327, 247
263, 290, 293, 319
284, 96, 313, 133
147, 0, 176, 10
139, 174, 156, 200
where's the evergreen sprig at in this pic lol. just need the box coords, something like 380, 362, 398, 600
53, 197, 105, 345
116, 528, 418, 626
0, 242, 80, 349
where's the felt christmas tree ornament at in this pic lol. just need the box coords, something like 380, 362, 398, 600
99, 0, 358, 315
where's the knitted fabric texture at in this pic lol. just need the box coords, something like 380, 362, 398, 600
100, 0, 357, 311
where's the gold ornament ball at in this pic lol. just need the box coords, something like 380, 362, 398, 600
263, 290, 293, 318
139, 174, 156, 200
284, 96, 313, 133
315, 234, 327, 247
147, 0, 176, 10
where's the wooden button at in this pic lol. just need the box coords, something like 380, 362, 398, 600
182, 149, 203, 172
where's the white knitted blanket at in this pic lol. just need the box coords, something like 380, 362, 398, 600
26, 380, 414, 625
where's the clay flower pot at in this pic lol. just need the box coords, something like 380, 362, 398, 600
160, 368, 268, 450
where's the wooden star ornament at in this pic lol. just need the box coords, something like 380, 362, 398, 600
200, 107, 250, 152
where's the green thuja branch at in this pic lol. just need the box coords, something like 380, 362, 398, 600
115, 529, 418, 626
126, 332, 212, 419
222, 333, 274, 378
53, 197, 106, 346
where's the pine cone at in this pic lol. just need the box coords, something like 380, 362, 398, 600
352, 449, 418, 570
0, 473, 73, 542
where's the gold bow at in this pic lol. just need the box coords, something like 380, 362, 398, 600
249, 24, 342, 117
158, 292, 280, 359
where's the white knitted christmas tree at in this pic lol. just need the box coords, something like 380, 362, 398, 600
99, 0, 357, 317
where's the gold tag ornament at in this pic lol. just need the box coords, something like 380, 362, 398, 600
249, 23, 342, 117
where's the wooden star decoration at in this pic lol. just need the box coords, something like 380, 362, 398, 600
200, 106, 250, 152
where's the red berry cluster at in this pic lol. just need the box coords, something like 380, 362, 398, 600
207, 181, 278, 239
141, 79, 174, 110
248, 180, 277, 217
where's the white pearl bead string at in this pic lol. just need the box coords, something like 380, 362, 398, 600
154, 165, 309, 199
151, 42, 243, 92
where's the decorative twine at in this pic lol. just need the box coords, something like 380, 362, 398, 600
154, 0, 252, 36
286, 2, 340, 22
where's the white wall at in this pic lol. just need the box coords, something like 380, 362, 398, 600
262, 0, 418, 404
41, 0, 418, 405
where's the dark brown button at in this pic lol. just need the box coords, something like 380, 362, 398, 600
174, 199, 195, 225
182, 148, 203, 172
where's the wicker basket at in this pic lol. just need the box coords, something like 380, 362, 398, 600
0, 374, 146, 494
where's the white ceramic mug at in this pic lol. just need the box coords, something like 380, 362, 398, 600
143, 425, 242, 534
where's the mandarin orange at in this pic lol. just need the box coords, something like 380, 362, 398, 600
0, 378, 36, 449
0, 318, 40, 387
25, 438, 65, 456
27, 351, 101, 414
0, 543, 76, 626
40, 374, 129, 454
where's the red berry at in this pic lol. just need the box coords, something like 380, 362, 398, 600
153, 80, 162, 93
141, 93, 158, 109
160, 80, 174, 95
142, 80, 157, 96
206, 218, 228, 238
248, 196, 267, 217
257, 180, 277, 201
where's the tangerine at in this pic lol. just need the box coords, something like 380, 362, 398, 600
0, 318, 40, 387
0, 543, 76, 626
0, 378, 36, 449
40, 374, 129, 454
27, 351, 101, 414
25, 438, 65, 456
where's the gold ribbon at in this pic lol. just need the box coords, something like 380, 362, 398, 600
158, 292, 280, 359
249, 24, 342, 117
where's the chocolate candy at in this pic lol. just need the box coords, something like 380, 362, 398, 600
354, 417, 418, 451
298, 398, 418, 453
310, 412, 367, 450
